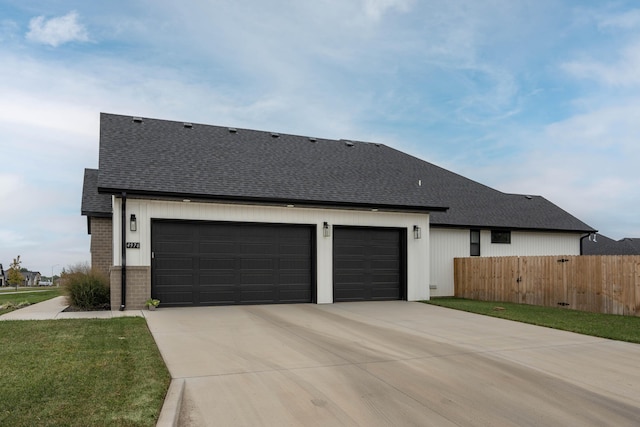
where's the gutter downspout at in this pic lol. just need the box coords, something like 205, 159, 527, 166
580, 232, 597, 255
120, 192, 127, 311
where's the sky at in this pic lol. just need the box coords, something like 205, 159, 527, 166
1, 0, 639, 275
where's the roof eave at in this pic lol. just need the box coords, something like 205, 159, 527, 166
97, 187, 449, 214
430, 223, 597, 234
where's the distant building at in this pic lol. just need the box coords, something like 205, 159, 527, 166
0, 267, 41, 287
582, 233, 640, 255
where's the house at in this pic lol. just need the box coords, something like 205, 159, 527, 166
581, 233, 640, 255
22, 271, 41, 287
0, 264, 5, 287
82, 113, 595, 310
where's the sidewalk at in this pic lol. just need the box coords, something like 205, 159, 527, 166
0, 296, 143, 320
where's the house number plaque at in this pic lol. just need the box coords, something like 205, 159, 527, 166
126, 242, 140, 249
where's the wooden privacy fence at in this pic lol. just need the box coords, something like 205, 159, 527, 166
454, 255, 640, 316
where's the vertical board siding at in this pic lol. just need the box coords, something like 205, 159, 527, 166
455, 255, 640, 316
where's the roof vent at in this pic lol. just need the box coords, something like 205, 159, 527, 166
132, 117, 143, 123
183, 122, 193, 128
525, 195, 533, 200
308, 137, 317, 142
344, 140, 354, 147
228, 127, 237, 133
271, 132, 280, 138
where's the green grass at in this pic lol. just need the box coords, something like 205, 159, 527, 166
426, 298, 640, 344
0, 288, 64, 315
0, 287, 59, 293
0, 318, 171, 427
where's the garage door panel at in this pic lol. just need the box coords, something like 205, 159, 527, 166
241, 242, 275, 256
153, 221, 313, 306
372, 260, 400, 270
154, 257, 195, 270
199, 257, 235, 270
154, 241, 195, 253
334, 227, 404, 302
278, 273, 311, 285
199, 242, 236, 254
241, 258, 275, 270
154, 274, 194, 286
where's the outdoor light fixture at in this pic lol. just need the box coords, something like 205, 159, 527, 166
413, 225, 421, 239
130, 214, 137, 232
323, 221, 330, 238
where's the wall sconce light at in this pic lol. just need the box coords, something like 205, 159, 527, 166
323, 221, 330, 238
413, 225, 421, 239
130, 214, 137, 232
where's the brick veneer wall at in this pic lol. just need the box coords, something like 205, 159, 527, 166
110, 266, 151, 310
89, 217, 113, 278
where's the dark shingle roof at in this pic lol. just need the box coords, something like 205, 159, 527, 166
582, 233, 640, 255
93, 113, 595, 232
81, 168, 111, 216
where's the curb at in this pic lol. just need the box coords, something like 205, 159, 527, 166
156, 378, 185, 427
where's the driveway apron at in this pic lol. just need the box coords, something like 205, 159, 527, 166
145, 301, 640, 426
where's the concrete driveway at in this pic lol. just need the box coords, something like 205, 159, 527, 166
145, 301, 640, 426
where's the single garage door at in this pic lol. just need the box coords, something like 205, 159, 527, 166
333, 226, 406, 302
152, 220, 314, 307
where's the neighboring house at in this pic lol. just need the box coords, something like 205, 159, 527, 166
0, 267, 40, 287
581, 233, 640, 255
21, 271, 41, 287
82, 113, 595, 310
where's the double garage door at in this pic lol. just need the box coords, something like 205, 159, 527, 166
152, 220, 405, 307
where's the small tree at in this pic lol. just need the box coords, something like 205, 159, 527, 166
7, 256, 24, 289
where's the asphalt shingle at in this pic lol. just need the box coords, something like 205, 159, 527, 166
81, 168, 111, 216
93, 113, 595, 233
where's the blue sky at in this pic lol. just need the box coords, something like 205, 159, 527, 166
1, 0, 639, 274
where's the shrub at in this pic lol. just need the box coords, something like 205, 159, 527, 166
62, 264, 110, 310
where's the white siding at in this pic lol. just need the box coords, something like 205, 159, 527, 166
429, 228, 582, 297
112, 198, 430, 303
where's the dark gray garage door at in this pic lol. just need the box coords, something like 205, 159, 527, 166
333, 227, 405, 302
152, 220, 314, 307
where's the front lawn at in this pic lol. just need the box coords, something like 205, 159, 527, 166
0, 288, 63, 315
0, 318, 171, 427
426, 298, 640, 344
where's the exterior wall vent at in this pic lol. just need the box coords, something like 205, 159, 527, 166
132, 117, 143, 123
228, 128, 237, 133
183, 122, 193, 128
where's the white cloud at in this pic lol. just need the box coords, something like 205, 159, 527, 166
361, 0, 414, 22
597, 9, 640, 30
563, 40, 640, 87
26, 11, 88, 47
0, 19, 20, 42
465, 102, 640, 240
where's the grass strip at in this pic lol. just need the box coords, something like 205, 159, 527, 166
0, 318, 171, 427
0, 289, 63, 315
425, 298, 640, 344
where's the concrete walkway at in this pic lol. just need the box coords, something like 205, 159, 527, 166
0, 296, 142, 320
145, 301, 640, 427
